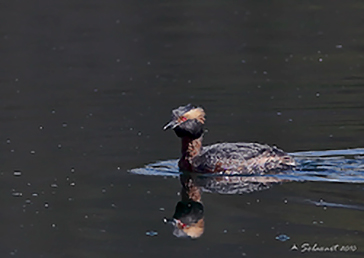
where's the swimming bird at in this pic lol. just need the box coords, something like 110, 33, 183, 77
163, 104, 296, 174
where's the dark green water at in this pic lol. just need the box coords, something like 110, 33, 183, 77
1, 0, 364, 257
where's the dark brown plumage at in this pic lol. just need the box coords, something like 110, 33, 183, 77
164, 104, 296, 174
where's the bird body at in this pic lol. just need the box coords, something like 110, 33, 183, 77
164, 104, 295, 174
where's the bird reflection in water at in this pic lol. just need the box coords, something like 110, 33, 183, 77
164, 172, 283, 239
164, 173, 205, 238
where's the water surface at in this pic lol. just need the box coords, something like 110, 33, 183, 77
1, 0, 364, 257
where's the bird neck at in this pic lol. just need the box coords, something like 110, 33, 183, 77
180, 174, 202, 202
178, 136, 203, 171
181, 136, 203, 159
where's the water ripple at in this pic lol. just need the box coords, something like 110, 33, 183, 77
129, 148, 364, 184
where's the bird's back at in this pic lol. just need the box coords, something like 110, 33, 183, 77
191, 142, 295, 174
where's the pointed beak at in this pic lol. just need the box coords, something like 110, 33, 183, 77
163, 217, 177, 226
163, 120, 178, 130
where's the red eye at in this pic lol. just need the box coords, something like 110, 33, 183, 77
176, 220, 187, 229
181, 116, 187, 122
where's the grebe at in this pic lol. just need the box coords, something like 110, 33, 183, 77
163, 104, 296, 174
